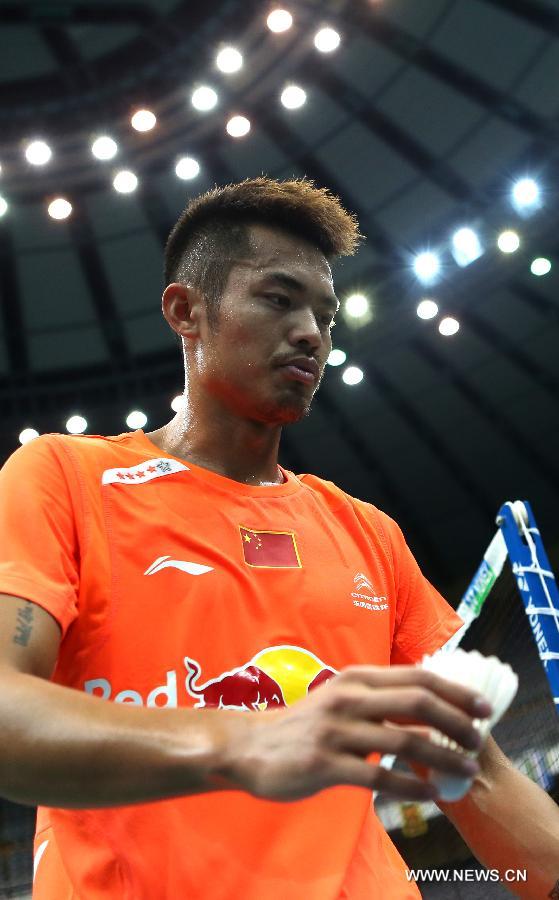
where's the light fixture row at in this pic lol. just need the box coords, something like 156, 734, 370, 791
412, 178, 545, 286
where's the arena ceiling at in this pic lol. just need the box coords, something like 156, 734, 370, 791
1, 0, 558, 594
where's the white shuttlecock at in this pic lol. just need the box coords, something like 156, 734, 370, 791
421, 648, 518, 801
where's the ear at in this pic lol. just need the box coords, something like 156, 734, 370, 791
162, 282, 205, 342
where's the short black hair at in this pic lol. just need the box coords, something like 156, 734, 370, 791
164, 176, 362, 326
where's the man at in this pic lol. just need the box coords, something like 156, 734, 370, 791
0, 177, 557, 899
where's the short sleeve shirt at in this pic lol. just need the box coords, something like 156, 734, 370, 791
0, 431, 462, 900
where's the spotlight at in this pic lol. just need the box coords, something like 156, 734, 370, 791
19, 428, 39, 445
171, 395, 185, 413
191, 86, 218, 111
0, 196, 8, 217
92, 136, 118, 160
267, 9, 293, 32
314, 27, 340, 52
216, 46, 243, 73
25, 140, 52, 165
413, 251, 440, 284
175, 156, 200, 180
280, 84, 306, 109
126, 410, 148, 429
344, 293, 369, 318
327, 348, 347, 367
113, 170, 138, 193
497, 230, 520, 253
439, 317, 460, 336
451, 227, 483, 267
511, 177, 540, 213
48, 198, 72, 220
342, 366, 364, 386
66, 415, 87, 434
416, 299, 438, 320
131, 109, 156, 132
530, 257, 551, 276
226, 115, 250, 137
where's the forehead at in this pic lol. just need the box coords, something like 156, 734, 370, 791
228, 223, 334, 290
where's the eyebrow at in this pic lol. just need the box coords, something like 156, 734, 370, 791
262, 271, 340, 312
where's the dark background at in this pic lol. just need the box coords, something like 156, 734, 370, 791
1, 1, 559, 896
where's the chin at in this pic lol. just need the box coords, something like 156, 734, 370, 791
256, 396, 312, 425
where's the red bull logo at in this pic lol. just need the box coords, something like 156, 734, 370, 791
185, 645, 337, 711
83, 646, 337, 711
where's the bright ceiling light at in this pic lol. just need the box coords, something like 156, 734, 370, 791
216, 46, 243, 73
92, 135, 118, 160
280, 84, 306, 109
451, 227, 483, 267
175, 156, 200, 180
113, 170, 138, 193
497, 230, 520, 253
314, 27, 340, 52
344, 293, 369, 318
530, 257, 551, 276
413, 251, 441, 284
131, 109, 156, 132
512, 177, 540, 211
126, 410, 148, 429
226, 115, 251, 137
25, 140, 52, 165
0, 196, 8, 217
439, 317, 460, 336
19, 428, 39, 445
48, 198, 72, 220
327, 348, 347, 367
342, 366, 364, 386
416, 299, 439, 320
191, 86, 218, 111
171, 395, 185, 413
267, 9, 293, 32
66, 415, 87, 434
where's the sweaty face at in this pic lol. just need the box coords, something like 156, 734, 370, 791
194, 224, 339, 424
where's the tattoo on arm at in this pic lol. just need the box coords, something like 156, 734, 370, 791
12, 602, 34, 647
548, 881, 559, 899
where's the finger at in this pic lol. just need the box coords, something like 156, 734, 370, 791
340, 666, 492, 719
334, 685, 483, 752
329, 753, 439, 801
330, 721, 480, 777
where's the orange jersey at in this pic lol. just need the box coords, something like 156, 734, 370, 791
0, 430, 461, 899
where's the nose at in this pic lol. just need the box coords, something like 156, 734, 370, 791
288, 307, 323, 352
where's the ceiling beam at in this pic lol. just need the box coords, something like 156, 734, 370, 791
299, 59, 474, 203
67, 205, 132, 367
0, 224, 29, 378
348, 2, 558, 144
481, 0, 559, 37
411, 335, 559, 495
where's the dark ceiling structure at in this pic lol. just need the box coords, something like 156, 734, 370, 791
0, 0, 558, 594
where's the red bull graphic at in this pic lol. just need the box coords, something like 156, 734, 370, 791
184, 645, 337, 711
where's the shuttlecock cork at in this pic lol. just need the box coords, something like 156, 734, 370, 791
421, 648, 518, 801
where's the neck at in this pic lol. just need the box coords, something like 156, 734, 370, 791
145, 398, 284, 487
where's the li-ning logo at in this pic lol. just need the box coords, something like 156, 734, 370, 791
144, 556, 213, 576
351, 572, 389, 612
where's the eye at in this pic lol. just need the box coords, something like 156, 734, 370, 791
264, 294, 291, 309
319, 314, 336, 329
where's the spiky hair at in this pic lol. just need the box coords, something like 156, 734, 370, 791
164, 177, 361, 327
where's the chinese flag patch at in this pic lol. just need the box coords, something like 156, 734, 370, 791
239, 526, 301, 568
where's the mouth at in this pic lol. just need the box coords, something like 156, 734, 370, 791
277, 357, 320, 384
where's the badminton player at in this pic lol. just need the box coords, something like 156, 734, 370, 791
0, 178, 557, 898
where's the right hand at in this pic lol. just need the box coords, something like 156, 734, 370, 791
220, 664, 491, 802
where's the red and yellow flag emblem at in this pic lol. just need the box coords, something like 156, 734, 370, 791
239, 526, 301, 568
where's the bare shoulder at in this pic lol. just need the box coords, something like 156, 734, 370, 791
0, 594, 61, 679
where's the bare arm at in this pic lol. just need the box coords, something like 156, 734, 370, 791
0, 594, 491, 809
439, 736, 559, 899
